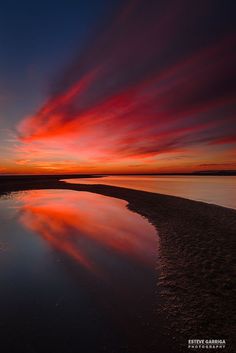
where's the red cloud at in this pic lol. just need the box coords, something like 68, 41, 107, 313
15, 0, 236, 173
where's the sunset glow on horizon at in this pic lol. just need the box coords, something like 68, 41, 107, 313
1, 0, 235, 175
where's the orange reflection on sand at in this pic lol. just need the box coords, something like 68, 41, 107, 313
18, 190, 157, 274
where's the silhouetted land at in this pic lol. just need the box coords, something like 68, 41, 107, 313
0, 175, 235, 352
0, 174, 102, 182
1, 170, 236, 179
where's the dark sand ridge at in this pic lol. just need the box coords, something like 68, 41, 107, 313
0, 176, 235, 352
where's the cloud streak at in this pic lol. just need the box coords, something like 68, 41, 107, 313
14, 0, 236, 173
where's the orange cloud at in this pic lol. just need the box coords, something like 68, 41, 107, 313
15, 159, 31, 165
9, 1, 236, 174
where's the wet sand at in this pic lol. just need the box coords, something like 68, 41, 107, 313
0, 176, 235, 352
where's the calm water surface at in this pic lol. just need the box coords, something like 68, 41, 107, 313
64, 175, 236, 209
0, 190, 159, 353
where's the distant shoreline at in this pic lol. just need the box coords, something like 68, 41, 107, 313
0, 178, 235, 352
1, 170, 236, 178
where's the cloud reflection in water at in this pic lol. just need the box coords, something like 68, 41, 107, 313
17, 190, 158, 276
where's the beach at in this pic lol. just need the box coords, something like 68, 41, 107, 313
0, 175, 235, 352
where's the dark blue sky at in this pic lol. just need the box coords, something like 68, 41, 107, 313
0, 0, 118, 127
0, 0, 235, 174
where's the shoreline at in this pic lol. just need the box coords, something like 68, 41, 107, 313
0, 178, 235, 352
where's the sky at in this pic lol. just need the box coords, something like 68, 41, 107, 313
0, 0, 236, 174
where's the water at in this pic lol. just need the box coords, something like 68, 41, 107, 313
63, 175, 236, 210
0, 189, 159, 353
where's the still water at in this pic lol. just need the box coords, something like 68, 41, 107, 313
64, 175, 236, 210
0, 189, 159, 353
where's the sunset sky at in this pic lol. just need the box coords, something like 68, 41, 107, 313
0, 0, 235, 174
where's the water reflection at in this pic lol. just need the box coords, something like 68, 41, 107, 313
18, 190, 157, 273
63, 175, 236, 209
0, 190, 158, 353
